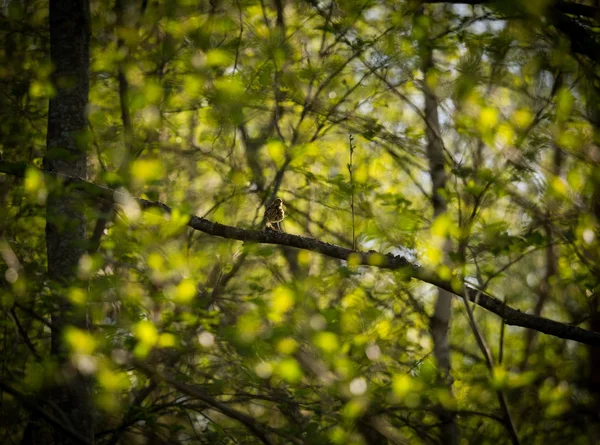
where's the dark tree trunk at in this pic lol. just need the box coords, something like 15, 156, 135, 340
26, 0, 93, 444
45, 0, 90, 281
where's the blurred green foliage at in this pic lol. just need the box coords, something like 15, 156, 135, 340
1, 0, 600, 444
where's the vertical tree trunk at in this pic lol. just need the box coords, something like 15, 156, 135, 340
45, 1, 90, 287
419, 13, 460, 445
43, 0, 93, 443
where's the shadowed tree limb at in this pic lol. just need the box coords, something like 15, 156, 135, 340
134, 361, 278, 445
0, 381, 92, 445
421, 0, 600, 21
1, 160, 600, 346
420, 0, 600, 63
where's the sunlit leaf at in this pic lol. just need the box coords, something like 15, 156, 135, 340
276, 358, 303, 383
175, 278, 197, 304
64, 327, 96, 355
130, 159, 164, 184
313, 331, 339, 354
134, 320, 158, 347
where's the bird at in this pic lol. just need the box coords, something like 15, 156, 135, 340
265, 198, 285, 232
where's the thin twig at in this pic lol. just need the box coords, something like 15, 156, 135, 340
461, 285, 521, 445
8, 308, 41, 361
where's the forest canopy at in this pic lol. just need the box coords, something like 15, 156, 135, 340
1, 0, 600, 444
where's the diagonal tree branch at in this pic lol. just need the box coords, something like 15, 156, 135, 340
2, 160, 600, 346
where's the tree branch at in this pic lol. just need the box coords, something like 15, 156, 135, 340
134, 361, 276, 445
2, 160, 600, 346
0, 380, 92, 445
421, 0, 600, 62
421, 0, 600, 20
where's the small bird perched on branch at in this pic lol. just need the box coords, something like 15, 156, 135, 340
265, 198, 285, 232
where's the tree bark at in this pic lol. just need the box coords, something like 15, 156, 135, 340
28, 0, 94, 443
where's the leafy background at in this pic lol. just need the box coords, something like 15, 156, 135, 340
1, 0, 600, 444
